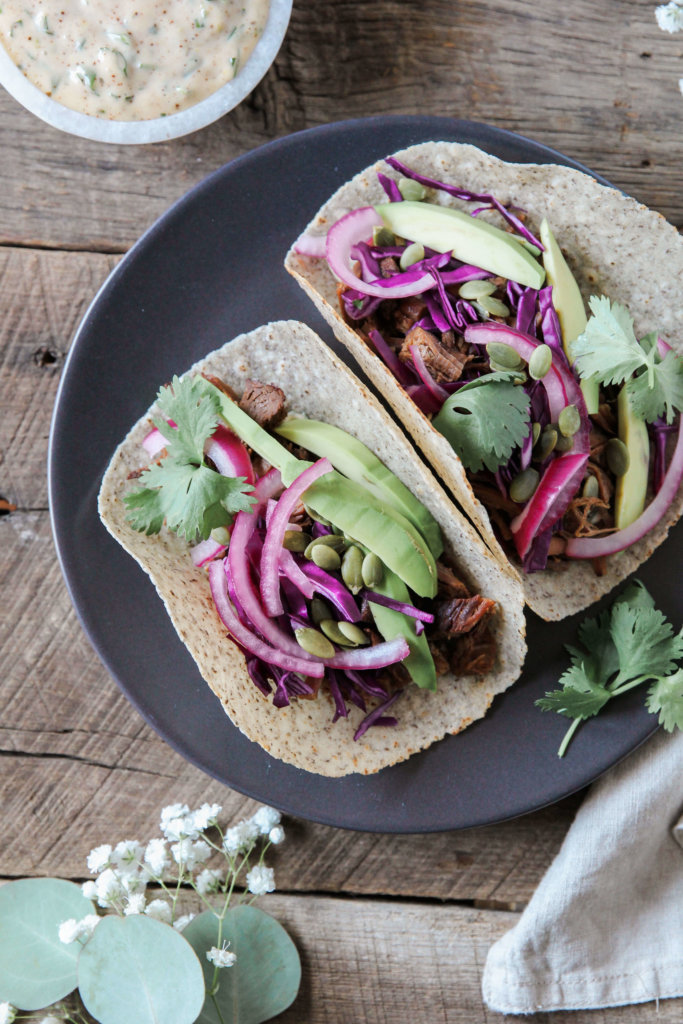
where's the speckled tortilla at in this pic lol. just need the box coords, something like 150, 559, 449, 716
285, 142, 683, 621
99, 321, 526, 777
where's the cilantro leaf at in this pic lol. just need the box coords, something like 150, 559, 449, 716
536, 581, 683, 756
124, 375, 256, 541
572, 296, 646, 386
646, 668, 683, 732
627, 350, 683, 425
432, 373, 530, 473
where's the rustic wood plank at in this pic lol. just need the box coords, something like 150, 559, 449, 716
0, 1, 681, 251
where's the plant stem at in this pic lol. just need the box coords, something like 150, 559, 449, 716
558, 717, 582, 758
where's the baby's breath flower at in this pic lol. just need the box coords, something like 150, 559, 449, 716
160, 802, 190, 830
223, 818, 260, 855
124, 892, 146, 915
38, 1016, 63, 1024
171, 837, 211, 870
0, 1003, 16, 1024
112, 839, 144, 873
190, 802, 222, 831
251, 805, 281, 835
268, 825, 285, 845
58, 914, 100, 945
173, 912, 196, 931
144, 837, 169, 876
196, 867, 223, 895
246, 864, 275, 896
82, 880, 98, 901
86, 843, 112, 874
656, 1, 683, 32
206, 941, 237, 968
95, 868, 125, 908
162, 816, 193, 842
120, 870, 146, 896
145, 898, 172, 924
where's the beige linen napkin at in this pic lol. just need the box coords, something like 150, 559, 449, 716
483, 728, 683, 1013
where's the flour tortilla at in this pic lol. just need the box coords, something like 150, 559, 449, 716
99, 321, 526, 777
285, 142, 683, 621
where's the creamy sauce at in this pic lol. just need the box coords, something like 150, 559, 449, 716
0, 0, 270, 120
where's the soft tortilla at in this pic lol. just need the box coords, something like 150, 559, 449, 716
285, 142, 683, 621
99, 321, 526, 777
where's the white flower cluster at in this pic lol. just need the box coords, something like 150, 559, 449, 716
207, 940, 237, 968
58, 914, 101, 945
655, 2, 683, 33
223, 805, 283, 856
0, 1002, 16, 1024
246, 864, 276, 896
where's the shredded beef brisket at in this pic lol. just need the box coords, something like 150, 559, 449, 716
399, 325, 470, 383
239, 380, 287, 429
435, 595, 496, 638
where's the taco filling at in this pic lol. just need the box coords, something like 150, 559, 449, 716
291, 154, 683, 582
123, 371, 498, 738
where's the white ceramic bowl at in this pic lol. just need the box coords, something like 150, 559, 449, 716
0, 0, 292, 144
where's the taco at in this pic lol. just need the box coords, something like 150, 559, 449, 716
98, 321, 526, 777
285, 142, 683, 621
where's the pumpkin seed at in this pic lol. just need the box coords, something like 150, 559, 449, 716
582, 474, 600, 499
458, 279, 496, 300
319, 619, 355, 647
341, 545, 364, 595
361, 551, 384, 588
210, 526, 231, 545
555, 434, 574, 452
532, 421, 542, 446
337, 621, 370, 646
304, 533, 345, 557
399, 242, 425, 271
372, 225, 395, 247
310, 597, 333, 625
303, 504, 330, 527
528, 344, 552, 380
398, 177, 427, 201
606, 437, 630, 477
558, 404, 581, 437
533, 426, 558, 462
283, 530, 311, 552
310, 544, 342, 571
509, 467, 540, 504
478, 295, 510, 318
486, 342, 525, 370
295, 628, 335, 659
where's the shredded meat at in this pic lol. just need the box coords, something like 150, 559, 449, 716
393, 297, 427, 334
450, 619, 497, 676
437, 563, 470, 600
239, 380, 286, 429
586, 460, 614, 504
399, 325, 470, 383
436, 595, 496, 638
564, 496, 613, 537
471, 481, 523, 517
202, 373, 239, 401
380, 256, 400, 278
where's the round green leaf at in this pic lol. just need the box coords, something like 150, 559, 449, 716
184, 906, 301, 1024
78, 914, 205, 1024
0, 877, 94, 1009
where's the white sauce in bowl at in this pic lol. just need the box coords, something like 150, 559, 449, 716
0, 0, 270, 121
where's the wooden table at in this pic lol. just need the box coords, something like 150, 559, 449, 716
1, 2, 681, 1020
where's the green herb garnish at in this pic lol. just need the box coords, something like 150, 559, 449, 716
536, 581, 683, 756
124, 375, 256, 541
572, 296, 683, 424
432, 371, 531, 473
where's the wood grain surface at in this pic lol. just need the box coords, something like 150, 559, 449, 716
1, 0, 682, 1020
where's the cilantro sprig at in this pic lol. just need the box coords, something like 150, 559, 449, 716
432, 371, 531, 473
572, 296, 683, 424
536, 581, 683, 756
124, 375, 256, 541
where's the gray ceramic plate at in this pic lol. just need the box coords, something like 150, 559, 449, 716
49, 117, 678, 832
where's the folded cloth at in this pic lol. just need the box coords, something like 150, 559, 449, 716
483, 728, 683, 1013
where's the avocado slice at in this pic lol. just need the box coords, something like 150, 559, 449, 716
540, 218, 599, 414
276, 417, 443, 558
375, 200, 546, 290
205, 380, 437, 598
367, 569, 437, 691
615, 385, 649, 530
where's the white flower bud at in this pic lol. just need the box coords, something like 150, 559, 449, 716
223, 819, 259, 855
268, 826, 285, 845
95, 868, 125, 908
58, 919, 81, 945
144, 837, 169, 876
246, 864, 275, 896
190, 802, 222, 831
82, 880, 98, 901
145, 899, 172, 924
196, 867, 223, 895
206, 942, 236, 968
173, 913, 195, 932
86, 844, 112, 874
124, 893, 146, 915
0, 1003, 16, 1024
251, 805, 281, 835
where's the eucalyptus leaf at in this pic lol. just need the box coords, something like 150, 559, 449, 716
0, 877, 94, 1010
184, 906, 301, 1024
78, 915, 205, 1024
